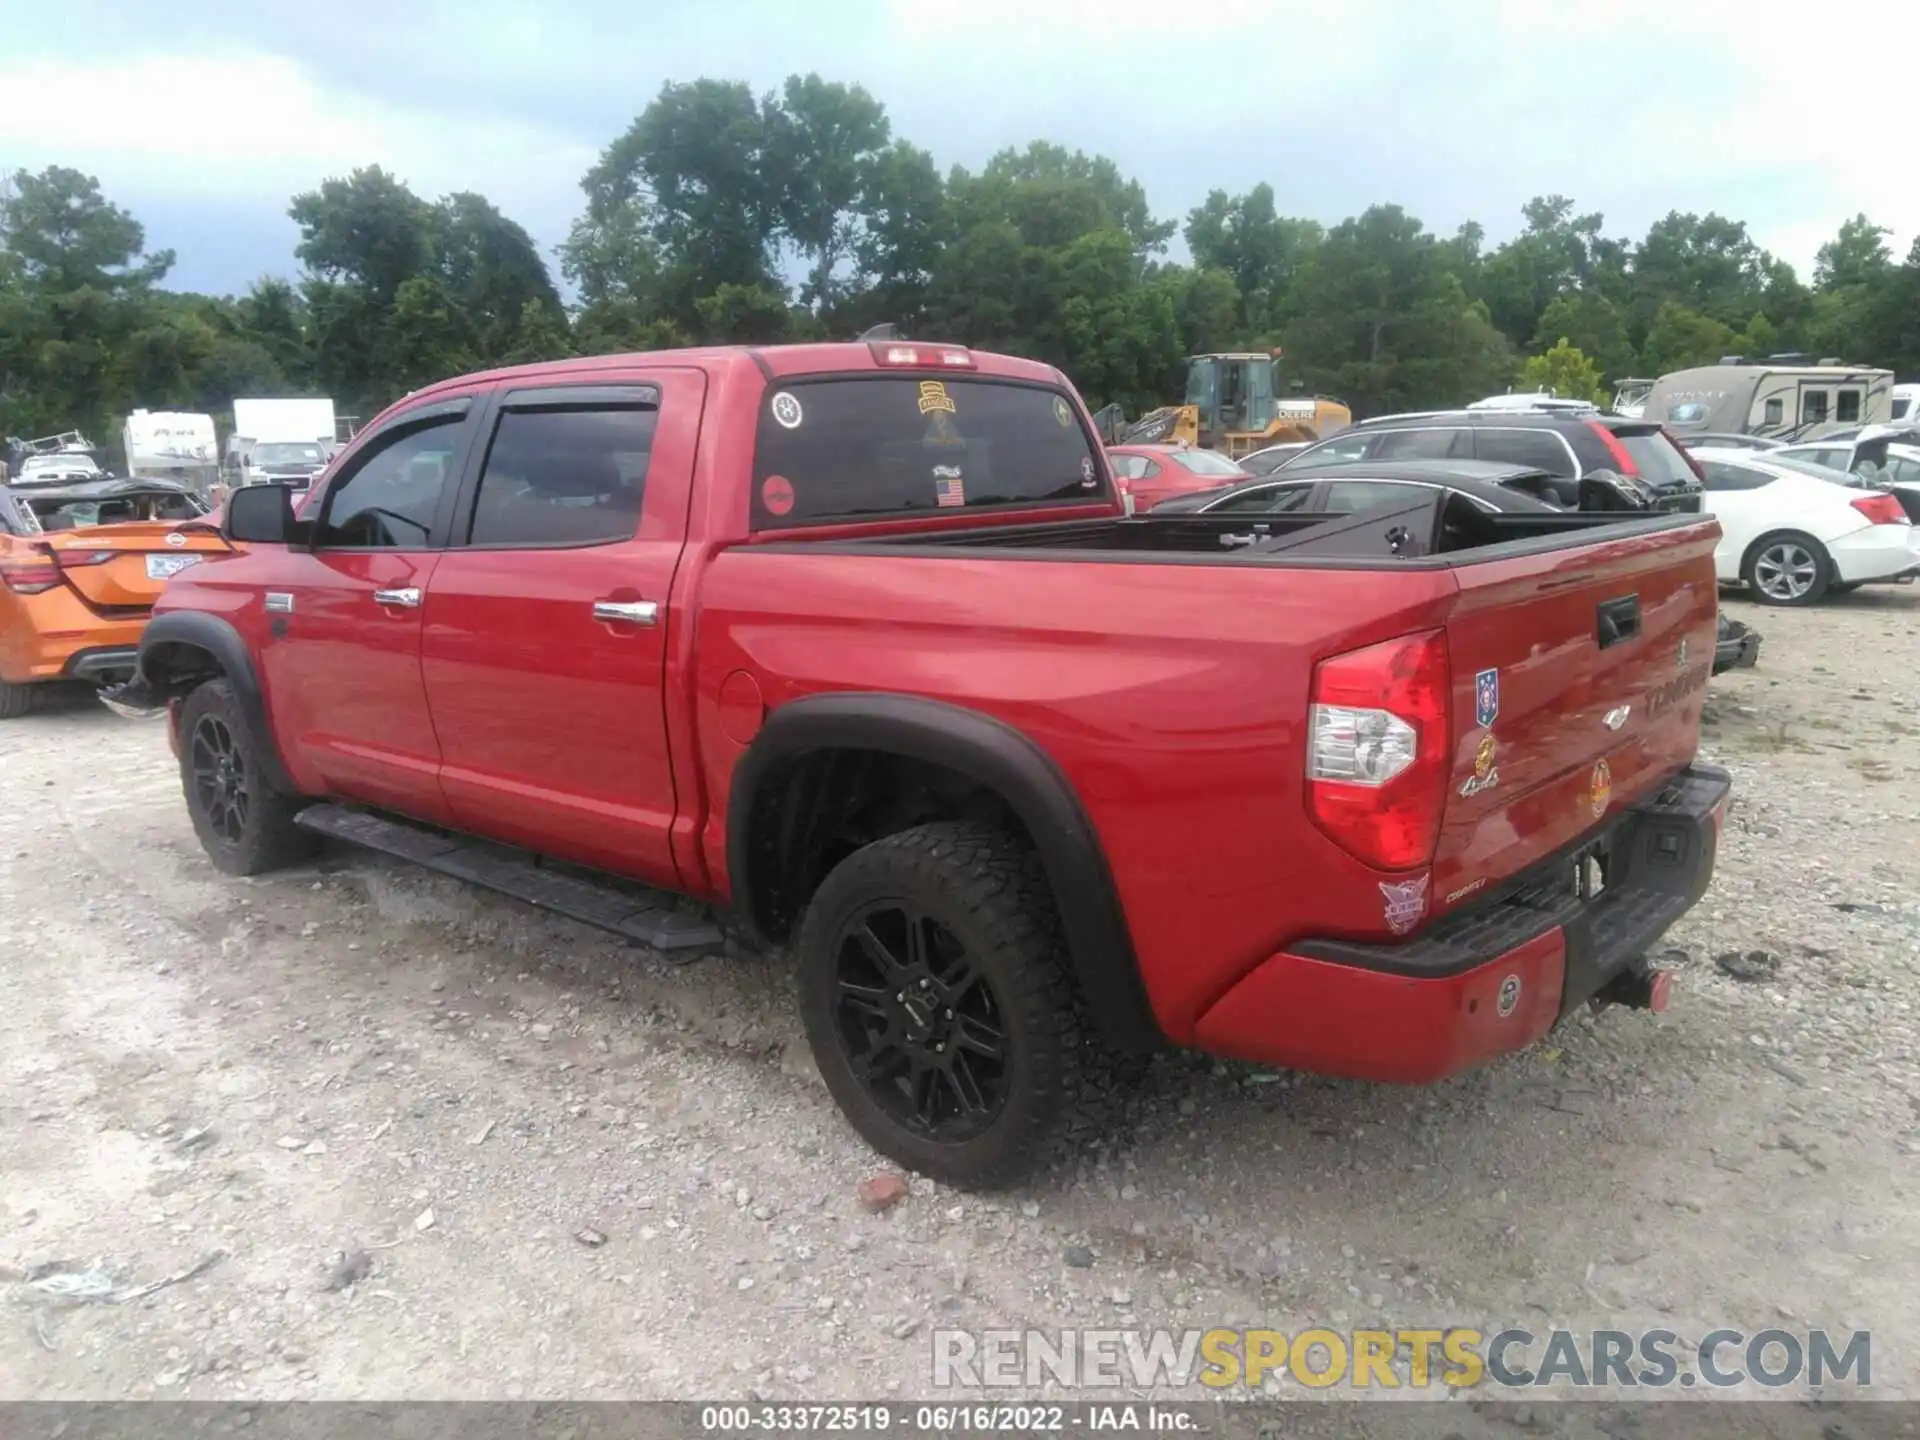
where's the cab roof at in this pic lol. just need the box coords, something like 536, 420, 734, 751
402, 342, 1067, 407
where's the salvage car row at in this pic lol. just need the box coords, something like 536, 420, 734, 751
1114, 405, 1920, 609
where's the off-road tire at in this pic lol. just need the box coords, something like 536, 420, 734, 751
178, 678, 316, 876
0, 678, 36, 719
797, 821, 1137, 1190
1742, 530, 1833, 607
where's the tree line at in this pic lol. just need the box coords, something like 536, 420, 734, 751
4, 72, 1919, 450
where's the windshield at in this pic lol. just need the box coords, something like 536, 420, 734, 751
20, 454, 101, 477
1173, 449, 1246, 477
1765, 453, 1858, 483
254, 442, 326, 465
1615, 431, 1698, 487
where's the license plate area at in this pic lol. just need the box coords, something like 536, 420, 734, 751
146, 554, 200, 580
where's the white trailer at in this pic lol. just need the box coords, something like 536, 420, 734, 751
123, 410, 219, 495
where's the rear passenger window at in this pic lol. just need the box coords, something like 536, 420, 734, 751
468, 404, 655, 547
1473, 428, 1574, 475
1374, 429, 1468, 460
751, 379, 1104, 529
1700, 461, 1771, 491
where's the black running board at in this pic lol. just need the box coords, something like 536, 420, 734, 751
293, 804, 724, 953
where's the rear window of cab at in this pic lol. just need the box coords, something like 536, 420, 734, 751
750, 378, 1107, 529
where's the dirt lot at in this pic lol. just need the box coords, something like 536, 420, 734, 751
2, 587, 1917, 1406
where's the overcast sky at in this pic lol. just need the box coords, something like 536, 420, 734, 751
4, 0, 1912, 297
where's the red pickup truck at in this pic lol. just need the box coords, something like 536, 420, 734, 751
110, 340, 1731, 1187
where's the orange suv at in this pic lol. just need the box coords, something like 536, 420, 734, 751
0, 473, 228, 717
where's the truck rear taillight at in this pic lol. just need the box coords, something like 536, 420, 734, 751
1586, 421, 1641, 476
1851, 492, 1908, 525
1306, 629, 1450, 872
0, 555, 62, 594
868, 341, 974, 368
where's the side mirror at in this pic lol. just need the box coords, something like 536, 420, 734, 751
225, 481, 297, 544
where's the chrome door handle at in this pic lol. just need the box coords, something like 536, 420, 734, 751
592, 599, 659, 626
373, 587, 422, 609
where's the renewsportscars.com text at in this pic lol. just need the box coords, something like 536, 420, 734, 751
932, 1326, 1872, 1392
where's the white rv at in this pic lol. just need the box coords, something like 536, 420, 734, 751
1891, 383, 1920, 424
1639, 357, 1894, 441
123, 410, 220, 495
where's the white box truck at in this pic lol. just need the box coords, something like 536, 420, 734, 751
228, 398, 338, 491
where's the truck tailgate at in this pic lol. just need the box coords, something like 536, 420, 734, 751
1432, 519, 1719, 912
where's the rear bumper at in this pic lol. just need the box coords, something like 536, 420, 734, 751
1192, 763, 1732, 1082
61, 645, 140, 685
1829, 524, 1920, 583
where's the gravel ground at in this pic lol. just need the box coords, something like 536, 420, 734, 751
1, 585, 1916, 1410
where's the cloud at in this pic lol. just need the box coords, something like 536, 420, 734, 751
3, 0, 1914, 293
0, 47, 594, 289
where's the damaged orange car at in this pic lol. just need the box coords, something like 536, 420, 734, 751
0, 474, 230, 718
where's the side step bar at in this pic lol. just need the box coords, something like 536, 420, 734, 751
293, 804, 724, 953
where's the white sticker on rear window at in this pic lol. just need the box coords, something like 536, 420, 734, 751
770, 392, 804, 430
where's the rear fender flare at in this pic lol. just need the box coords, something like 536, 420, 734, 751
727, 692, 1163, 1052
135, 611, 299, 795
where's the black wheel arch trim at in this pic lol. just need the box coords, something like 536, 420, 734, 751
727, 692, 1164, 1052
135, 611, 300, 795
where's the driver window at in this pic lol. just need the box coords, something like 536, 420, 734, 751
314, 418, 464, 549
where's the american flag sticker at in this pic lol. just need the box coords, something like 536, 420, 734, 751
934, 465, 966, 508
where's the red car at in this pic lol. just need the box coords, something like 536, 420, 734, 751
1107, 442, 1251, 511
109, 340, 1730, 1188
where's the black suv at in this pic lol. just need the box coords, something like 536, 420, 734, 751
1277, 409, 1705, 510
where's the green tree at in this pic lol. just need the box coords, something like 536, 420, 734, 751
1638, 301, 1737, 375
1531, 292, 1634, 380
1518, 338, 1606, 405
766, 73, 891, 311
0, 166, 177, 441
1183, 184, 1322, 338
583, 79, 786, 326
1480, 196, 1629, 344
436, 191, 564, 358
844, 140, 948, 334
1629, 212, 1771, 340
1285, 205, 1514, 415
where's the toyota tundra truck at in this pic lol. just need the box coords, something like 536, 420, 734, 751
106, 340, 1732, 1188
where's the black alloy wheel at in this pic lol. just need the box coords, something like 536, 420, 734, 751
830, 900, 1011, 1142
190, 713, 250, 845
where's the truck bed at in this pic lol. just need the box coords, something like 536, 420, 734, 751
762, 494, 1703, 567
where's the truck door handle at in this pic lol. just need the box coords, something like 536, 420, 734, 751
1595, 594, 1640, 648
372, 587, 422, 609
592, 599, 659, 626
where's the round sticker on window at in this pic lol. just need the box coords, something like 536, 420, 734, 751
761, 475, 795, 516
770, 391, 804, 430
1053, 396, 1073, 428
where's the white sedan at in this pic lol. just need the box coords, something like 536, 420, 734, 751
1690, 447, 1920, 605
